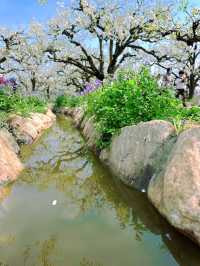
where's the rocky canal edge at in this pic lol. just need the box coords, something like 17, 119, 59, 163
0, 109, 56, 185
2, 104, 200, 249
58, 106, 200, 247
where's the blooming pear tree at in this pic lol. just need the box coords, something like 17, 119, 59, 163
46, 0, 167, 83
3, 22, 51, 95
1, 0, 200, 98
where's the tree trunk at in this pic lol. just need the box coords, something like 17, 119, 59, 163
47, 87, 50, 99
31, 78, 36, 92
188, 73, 196, 99
96, 73, 104, 81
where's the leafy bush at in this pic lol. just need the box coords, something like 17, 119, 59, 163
55, 95, 81, 109
86, 69, 197, 148
54, 69, 200, 149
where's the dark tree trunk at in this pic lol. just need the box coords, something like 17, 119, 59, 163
47, 87, 50, 99
96, 72, 104, 81
31, 78, 36, 92
188, 73, 196, 99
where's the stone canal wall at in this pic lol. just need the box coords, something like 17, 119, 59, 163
60, 106, 200, 247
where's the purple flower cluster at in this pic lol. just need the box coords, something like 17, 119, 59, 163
80, 79, 102, 96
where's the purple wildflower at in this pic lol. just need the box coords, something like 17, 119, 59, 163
94, 79, 102, 87
81, 79, 102, 96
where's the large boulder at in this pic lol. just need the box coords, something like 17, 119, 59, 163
148, 127, 200, 246
9, 115, 38, 144
100, 120, 175, 190
65, 107, 100, 151
57, 107, 85, 128
57, 107, 75, 116
8, 109, 56, 144
46, 108, 57, 122
0, 130, 23, 184
0, 128, 20, 154
81, 116, 100, 151
71, 108, 85, 128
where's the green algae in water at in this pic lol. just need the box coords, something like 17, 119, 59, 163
0, 116, 199, 266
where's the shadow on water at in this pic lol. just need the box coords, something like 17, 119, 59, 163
0, 115, 199, 266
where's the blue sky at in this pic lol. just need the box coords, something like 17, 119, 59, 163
0, 0, 59, 28
0, 0, 199, 29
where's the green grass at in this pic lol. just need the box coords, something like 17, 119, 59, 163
0, 91, 47, 128
0, 111, 9, 129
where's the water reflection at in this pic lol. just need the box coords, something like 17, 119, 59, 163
0, 116, 199, 266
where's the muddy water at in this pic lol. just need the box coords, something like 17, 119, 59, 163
0, 116, 199, 266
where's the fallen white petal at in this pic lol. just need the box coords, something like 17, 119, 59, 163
52, 200, 57, 206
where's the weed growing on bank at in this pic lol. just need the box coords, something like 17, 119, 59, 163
0, 91, 47, 128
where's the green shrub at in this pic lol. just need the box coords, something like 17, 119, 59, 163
86, 69, 189, 148
56, 69, 200, 149
55, 95, 81, 108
